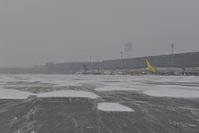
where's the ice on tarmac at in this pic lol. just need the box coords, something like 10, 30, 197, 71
95, 86, 138, 92
0, 74, 199, 99
144, 85, 199, 98
0, 88, 33, 99
0, 88, 99, 99
37, 90, 99, 99
93, 76, 199, 98
95, 84, 199, 98
97, 103, 134, 112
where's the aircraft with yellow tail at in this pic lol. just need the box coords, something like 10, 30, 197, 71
145, 59, 182, 75
145, 59, 157, 74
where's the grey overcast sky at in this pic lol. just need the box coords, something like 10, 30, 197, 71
0, 0, 199, 67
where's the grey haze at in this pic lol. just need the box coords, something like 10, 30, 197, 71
0, 0, 199, 67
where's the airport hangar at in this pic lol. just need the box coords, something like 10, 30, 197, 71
46, 52, 199, 75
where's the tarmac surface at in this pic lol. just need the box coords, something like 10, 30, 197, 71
0, 75, 199, 133
0, 92, 199, 133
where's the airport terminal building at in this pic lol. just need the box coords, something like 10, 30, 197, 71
46, 52, 199, 75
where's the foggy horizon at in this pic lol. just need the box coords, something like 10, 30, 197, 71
1, 0, 199, 67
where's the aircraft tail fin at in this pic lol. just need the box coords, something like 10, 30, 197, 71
146, 59, 157, 74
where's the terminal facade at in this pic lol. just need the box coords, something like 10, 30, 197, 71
46, 52, 199, 75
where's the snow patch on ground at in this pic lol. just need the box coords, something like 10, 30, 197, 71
0, 88, 33, 99
1, 74, 199, 99
37, 90, 99, 99
0, 88, 100, 99
95, 83, 199, 98
95, 86, 137, 92
144, 86, 199, 98
97, 103, 134, 112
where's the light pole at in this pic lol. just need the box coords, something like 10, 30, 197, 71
171, 44, 174, 55
170, 44, 174, 67
120, 51, 123, 69
120, 51, 123, 59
